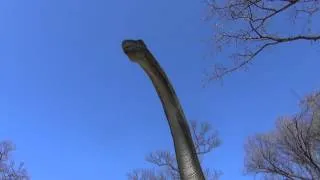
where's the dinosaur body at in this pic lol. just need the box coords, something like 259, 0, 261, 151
122, 40, 205, 180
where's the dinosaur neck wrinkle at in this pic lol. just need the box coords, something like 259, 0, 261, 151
137, 54, 205, 180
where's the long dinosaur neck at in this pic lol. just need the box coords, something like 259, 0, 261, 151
137, 49, 205, 180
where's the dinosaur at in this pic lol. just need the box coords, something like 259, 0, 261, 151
122, 39, 205, 180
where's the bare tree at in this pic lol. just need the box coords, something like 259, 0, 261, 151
244, 90, 320, 179
0, 141, 29, 180
127, 169, 167, 180
204, 0, 320, 80
127, 120, 222, 180
302, 91, 320, 132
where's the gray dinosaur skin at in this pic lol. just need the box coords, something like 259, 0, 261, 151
122, 39, 205, 180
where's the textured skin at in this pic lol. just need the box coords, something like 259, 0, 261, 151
122, 40, 205, 180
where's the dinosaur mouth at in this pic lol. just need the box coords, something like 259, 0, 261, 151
122, 40, 146, 51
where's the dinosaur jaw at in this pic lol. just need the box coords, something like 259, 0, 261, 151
122, 39, 147, 62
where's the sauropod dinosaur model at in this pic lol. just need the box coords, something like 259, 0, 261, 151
122, 39, 205, 180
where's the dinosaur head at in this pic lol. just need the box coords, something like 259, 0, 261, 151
122, 39, 148, 62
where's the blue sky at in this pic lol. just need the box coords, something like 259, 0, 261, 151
0, 0, 319, 179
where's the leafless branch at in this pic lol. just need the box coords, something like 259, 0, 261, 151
204, 0, 320, 80
190, 120, 221, 155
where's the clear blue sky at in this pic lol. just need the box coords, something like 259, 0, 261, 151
0, 0, 319, 180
